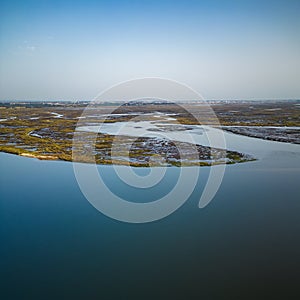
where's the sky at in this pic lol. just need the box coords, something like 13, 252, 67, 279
0, 0, 299, 101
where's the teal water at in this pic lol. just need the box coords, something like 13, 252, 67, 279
0, 138, 300, 299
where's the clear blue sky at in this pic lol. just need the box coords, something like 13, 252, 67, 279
0, 0, 299, 100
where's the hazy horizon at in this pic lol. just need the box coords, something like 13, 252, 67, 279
1, 98, 299, 103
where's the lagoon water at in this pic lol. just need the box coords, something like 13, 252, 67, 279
78, 121, 300, 158
1, 132, 300, 299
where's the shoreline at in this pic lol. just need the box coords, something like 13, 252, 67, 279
222, 126, 300, 145
0, 148, 256, 167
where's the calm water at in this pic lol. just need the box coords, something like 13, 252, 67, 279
79, 121, 300, 157
1, 133, 300, 299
